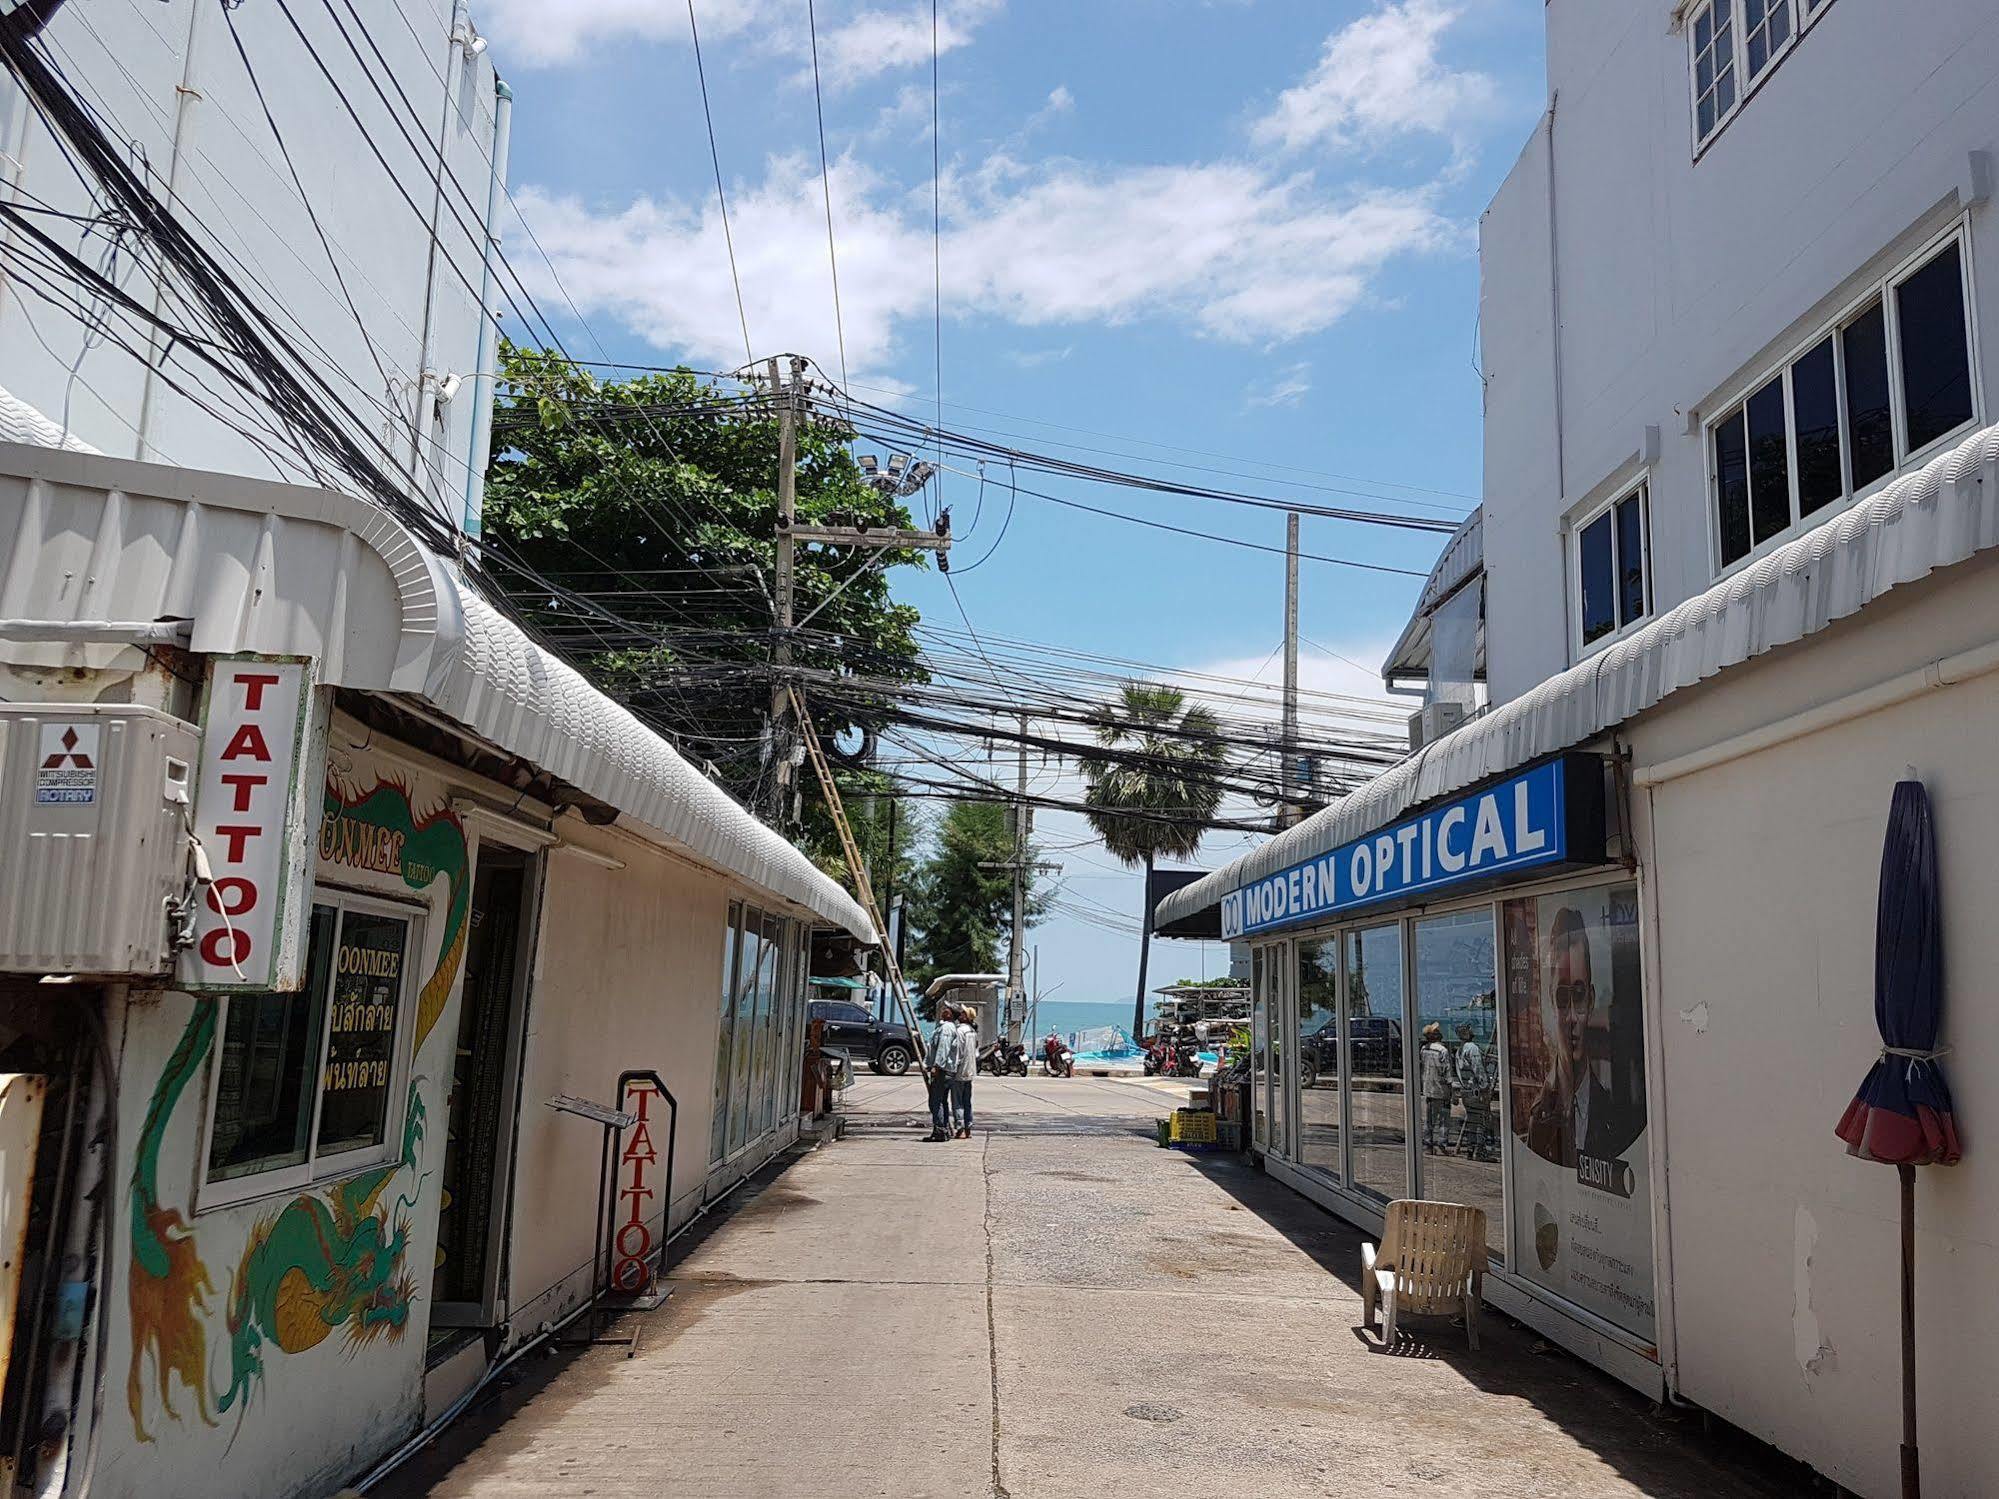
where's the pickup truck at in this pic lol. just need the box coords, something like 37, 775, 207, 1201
808, 998, 917, 1076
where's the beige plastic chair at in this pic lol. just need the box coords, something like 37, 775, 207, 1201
1361, 1199, 1487, 1349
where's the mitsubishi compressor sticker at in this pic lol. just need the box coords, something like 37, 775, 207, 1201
36, 723, 99, 804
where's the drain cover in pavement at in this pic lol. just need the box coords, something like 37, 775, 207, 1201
1123, 1403, 1183, 1423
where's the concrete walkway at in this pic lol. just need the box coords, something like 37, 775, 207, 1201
377, 1075, 1802, 1498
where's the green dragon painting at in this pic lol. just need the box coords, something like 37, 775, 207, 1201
127, 774, 467, 1441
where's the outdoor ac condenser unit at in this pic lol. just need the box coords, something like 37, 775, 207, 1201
0, 704, 197, 976
1406, 700, 1470, 752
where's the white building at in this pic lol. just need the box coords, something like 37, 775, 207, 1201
1160, 4, 1999, 1494
0, 7, 873, 1498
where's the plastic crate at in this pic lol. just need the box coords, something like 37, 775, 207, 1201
1169, 1109, 1218, 1145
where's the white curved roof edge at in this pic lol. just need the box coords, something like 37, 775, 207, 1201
0, 433, 877, 942
1161, 420, 1999, 930
1381, 507, 1483, 681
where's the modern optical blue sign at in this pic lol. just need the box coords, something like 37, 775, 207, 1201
1220, 759, 1574, 940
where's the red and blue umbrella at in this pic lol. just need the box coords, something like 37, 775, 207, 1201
1833, 775, 1958, 1499
1835, 778, 1960, 1165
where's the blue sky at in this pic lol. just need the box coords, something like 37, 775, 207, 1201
479, 0, 1549, 1002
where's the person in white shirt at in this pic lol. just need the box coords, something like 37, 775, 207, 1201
952, 1007, 979, 1139
925, 1005, 964, 1142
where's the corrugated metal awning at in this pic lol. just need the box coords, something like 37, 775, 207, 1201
1160, 420, 1999, 930
0, 437, 877, 942
1382, 507, 1483, 683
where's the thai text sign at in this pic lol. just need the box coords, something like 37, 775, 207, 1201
1221, 759, 1585, 939
181, 658, 311, 990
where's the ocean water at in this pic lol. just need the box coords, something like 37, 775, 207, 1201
1024, 998, 1151, 1043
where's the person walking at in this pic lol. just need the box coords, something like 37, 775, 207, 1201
1420, 1022, 1453, 1151
951, 1003, 979, 1139
925, 1003, 964, 1142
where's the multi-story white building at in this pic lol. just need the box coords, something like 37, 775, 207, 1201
1161, 5, 1999, 1494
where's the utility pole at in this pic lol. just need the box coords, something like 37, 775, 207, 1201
1280, 510, 1301, 830
980, 724, 1059, 1047
1008, 713, 1028, 1040
764, 355, 953, 826
767, 356, 803, 824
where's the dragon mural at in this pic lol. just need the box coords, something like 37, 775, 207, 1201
126, 774, 467, 1441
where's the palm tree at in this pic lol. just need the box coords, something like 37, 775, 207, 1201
1079, 682, 1227, 1037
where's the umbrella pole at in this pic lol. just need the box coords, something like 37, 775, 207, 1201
1900, 1161, 1920, 1499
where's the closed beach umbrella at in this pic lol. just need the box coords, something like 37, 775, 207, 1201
1833, 775, 1959, 1499
1835, 778, 1960, 1165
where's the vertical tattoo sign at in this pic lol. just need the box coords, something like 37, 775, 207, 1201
614, 1082, 661, 1293
181, 657, 312, 991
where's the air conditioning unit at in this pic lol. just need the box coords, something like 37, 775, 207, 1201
0, 704, 198, 976
1406, 700, 1470, 752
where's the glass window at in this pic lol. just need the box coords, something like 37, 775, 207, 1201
1576, 486, 1650, 653
1710, 235, 1976, 573
1841, 300, 1893, 490
1713, 409, 1751, 566
1791, 334, 1842, 516
751, 913, 782, 1136
1267, 947, 1288, 1158
206, 899, 414, 1194
1413, 908, 1502, 1261
728, 917, 763, 1154
315, 909, 409, 1158
1615, 490, 1647, 628
1743, 0, 1789, 78
1502, 883, 1654, 1339
1250, 947, 1269, 1148
1691, 0, 1736, 142
1344, 923, 1407, 1204
1745, 374, 1791, 546
208, 905, 335, 1181
1896, 240, 1973, 454
711, 906, 742, 1166
1295, 939, 1340, 1181
1577, 511, 1615, 647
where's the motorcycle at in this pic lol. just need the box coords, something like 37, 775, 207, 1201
978, 1040, 1029, 1076
1041, 1036, 1075, 1078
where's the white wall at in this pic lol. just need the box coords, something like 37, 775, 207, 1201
1629, 556, 1999, 1498
1480, 0, 1999, 703
0, 0, 500, 534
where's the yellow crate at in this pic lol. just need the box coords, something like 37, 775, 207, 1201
1169, 1109, 1217, 1145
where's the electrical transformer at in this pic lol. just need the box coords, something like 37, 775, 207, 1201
0, 703, 198, 976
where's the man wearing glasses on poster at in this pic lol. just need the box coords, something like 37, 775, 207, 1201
1525, 906, 1641, 1178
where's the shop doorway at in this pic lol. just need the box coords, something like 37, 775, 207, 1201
1, 984, 91, 1491
430, 847, 538, 1335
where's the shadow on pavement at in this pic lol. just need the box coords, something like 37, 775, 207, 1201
1167, 1148, 1824, 1499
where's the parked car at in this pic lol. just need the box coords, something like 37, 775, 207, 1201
808, 999, 917, 1076
1298, 1015, 1404, 1090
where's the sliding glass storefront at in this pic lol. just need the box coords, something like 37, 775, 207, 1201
1247, 873, 1654, 1352
709, 899, 813, 1173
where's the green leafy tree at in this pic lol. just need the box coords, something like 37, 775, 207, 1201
905, 800, 1048, 1018
482, 343, 927, 856
1079, 682, 1227, 1036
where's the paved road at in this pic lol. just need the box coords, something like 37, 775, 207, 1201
377, 1074, 1802, 1498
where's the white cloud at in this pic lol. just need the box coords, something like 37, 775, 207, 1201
1251, 0, 1495, 154
1006, 345, 1073, 368
476, 0, 999, 78
512, 151, 1451, 371
1246, 361, 1311, 408
476, 0, 747, 67
807, 0, 1002, 90
1024, 84, 1074, 132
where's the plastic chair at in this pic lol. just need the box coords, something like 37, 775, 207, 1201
1361, 1199, 1486, 1349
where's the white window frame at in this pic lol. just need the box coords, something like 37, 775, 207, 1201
1705, 220, 1982, 580
1570, 481, 1652, 661
198, 888, 424, 1212
1687, 0, 1832, 156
